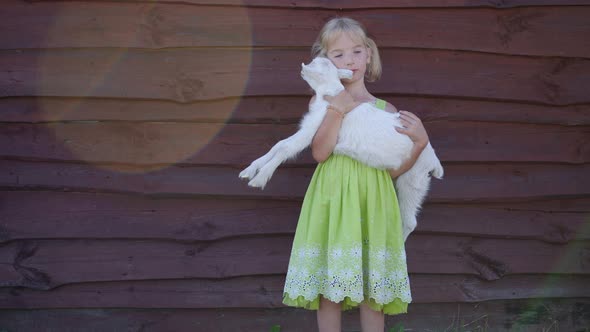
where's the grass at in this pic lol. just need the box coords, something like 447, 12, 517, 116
268, 300, 590, 331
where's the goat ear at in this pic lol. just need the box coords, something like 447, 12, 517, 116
337, 69, 353, 79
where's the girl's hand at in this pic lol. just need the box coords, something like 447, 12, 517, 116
395, 110, 429, 148
323, 90, 358, 114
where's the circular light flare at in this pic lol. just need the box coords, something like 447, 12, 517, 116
37, 1, 253, 174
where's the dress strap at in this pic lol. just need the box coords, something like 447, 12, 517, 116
374, 98, 386, 110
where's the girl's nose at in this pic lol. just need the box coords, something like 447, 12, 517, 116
346, 56, 354, 66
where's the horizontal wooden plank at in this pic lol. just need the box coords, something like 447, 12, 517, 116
1, 96, 590, 126
1, 48, 588, 104
1, 121, 588, 164
0, 192, 301, 243
418, 199, 590, 244
2, 298, 589, 331
2, 2, 589, 58
1, 235, 588, 289
1, 160, 588, 201
1, 192, 588, 244
1, 274, 589, 308
31, 0, 590, 9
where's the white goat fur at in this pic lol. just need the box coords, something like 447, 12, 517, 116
239, 57, 443, 241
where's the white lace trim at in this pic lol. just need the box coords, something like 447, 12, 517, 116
284, 243, 412, 305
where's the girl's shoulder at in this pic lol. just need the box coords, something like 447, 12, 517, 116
375, 98, 399, 114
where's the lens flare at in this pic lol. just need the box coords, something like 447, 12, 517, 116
517, 214, 590, 320
38, 1, 253, 173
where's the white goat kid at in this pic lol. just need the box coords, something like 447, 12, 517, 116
239, 56, 443, 241
239, 57, 352, 188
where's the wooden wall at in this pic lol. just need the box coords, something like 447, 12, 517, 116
1, 0, 589, 331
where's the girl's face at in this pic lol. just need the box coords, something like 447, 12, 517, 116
325, 32, 371, 83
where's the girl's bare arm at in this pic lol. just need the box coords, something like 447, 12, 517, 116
388, 141, 427, 178
311, 91, 358, 163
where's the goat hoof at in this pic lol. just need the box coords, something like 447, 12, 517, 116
248, 180, 264, 189
248, 175, 268, 189
239, 167, 258, 180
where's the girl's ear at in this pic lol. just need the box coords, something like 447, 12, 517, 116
366, 46, 372, 64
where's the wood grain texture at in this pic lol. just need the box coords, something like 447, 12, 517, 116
1, 96, 590, 126
1, 235, 587, 289
1, 0, 589, 324
1, 192, 588, 244
2, 48, 588, 104
1, 274, 589, 308
2, 2, 589, 58
1, 298, 589, 331
1, 160, 588, 201
1, 121, 588, 164
29, 0, 590, 8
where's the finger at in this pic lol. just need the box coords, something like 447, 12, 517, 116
400, 114, 418, 123
399, 117, 415, 127
396, 127, 414, 137
400, 110, 420, 122
400, 110, 416, 116
396, 121, 411, 129
402, 117, 419, 129
401, 123, 415, 132
399, 112, 416, 121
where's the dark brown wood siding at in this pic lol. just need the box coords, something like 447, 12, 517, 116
1, 0, 589, 331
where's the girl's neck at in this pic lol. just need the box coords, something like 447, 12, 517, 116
343, 79, 374, 103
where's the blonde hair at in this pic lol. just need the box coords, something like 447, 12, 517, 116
311, 17, 382, 82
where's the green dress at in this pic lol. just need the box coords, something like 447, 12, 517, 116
282, 99, 412, 315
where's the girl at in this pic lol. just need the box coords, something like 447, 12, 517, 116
282, 17, 429, 332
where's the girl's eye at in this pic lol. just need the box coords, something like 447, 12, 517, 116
334, 55, 342, 58
354, 50, 362, 54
